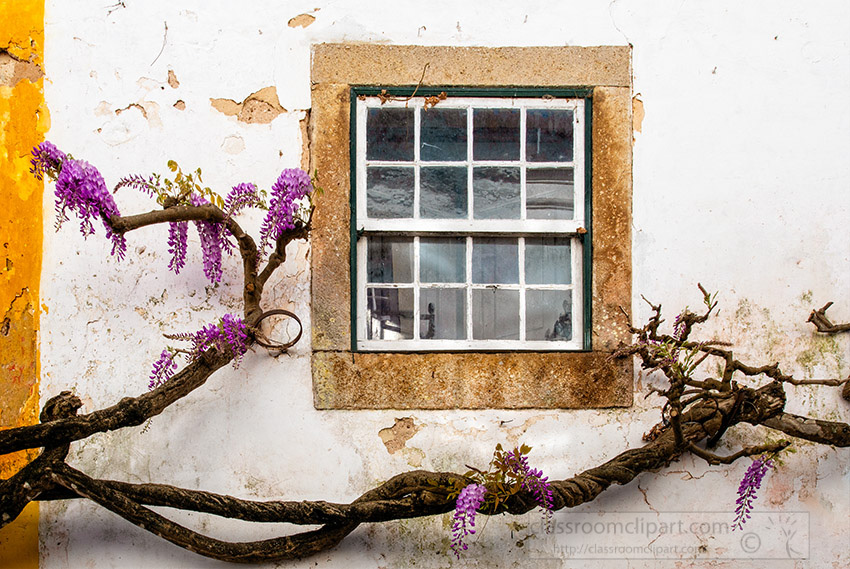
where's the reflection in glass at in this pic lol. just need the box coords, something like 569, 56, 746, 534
473, 108, 520, 160
366, 287, 414, 340
472, 238, 518, 284
472, 289, 519, 340
420, 167, 468, 218
421, 108, 467, 162
525, 237, 571, 284
421, 237, 465, 283
367, 237, 413, 283
367, 108, 414, 161
473, 167, 520, 219
366, 167, 415, 218
526, 168, 574, 219
420, 288, 466, 340
526, 109, 574, 162
526, 290, 572, 341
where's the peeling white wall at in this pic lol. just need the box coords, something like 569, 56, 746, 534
40, 1, 849, 568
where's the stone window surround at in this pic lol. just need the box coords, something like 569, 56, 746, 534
310, 44, 633, 410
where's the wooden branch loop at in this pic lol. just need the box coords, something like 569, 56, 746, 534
252, 309, 303, 353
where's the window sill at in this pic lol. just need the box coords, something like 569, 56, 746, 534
313, 350, 632, 409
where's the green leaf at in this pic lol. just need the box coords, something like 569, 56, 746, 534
167, 160, 178, 172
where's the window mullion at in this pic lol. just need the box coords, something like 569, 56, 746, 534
466, 236, 473, 341
518, 236, 526, 341
520, 106, 527, 220
413, 236, 421, 340
414, 105, 421, 220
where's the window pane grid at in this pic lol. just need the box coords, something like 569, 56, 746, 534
363, 235, 575, 345
357, 96, 584, 350
361, 100, 581, 225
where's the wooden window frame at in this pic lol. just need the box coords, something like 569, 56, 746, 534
354, 93, 589, 351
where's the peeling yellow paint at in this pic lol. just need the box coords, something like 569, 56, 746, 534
0, 1, 44, 566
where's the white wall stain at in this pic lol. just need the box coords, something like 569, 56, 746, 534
39, 1, 849, 568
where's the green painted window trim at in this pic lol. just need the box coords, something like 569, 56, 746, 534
349, 86, 594, 352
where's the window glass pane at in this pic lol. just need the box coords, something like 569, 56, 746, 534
472, 238, 518, 284
366, 108, 414, 161
526, 109, 574, 162
420, 166, 468, 219
367, 237, 413, 283
473, 167, 520, 219
473, 108, 520, 161
420, 288, 466, 340
367, 167, 414, 218
526, 168, 574, 219
472, 289, 519, 340
525, 237, 571, 285
526, 290, 572, 341
421, 108, 467, 162
366, 287, 414, 340
420, 237, 465, 283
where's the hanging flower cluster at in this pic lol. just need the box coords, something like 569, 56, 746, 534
30, 141, 66, 179
167, 221, 189, 274
495, 447, 555, 531
450, 483, 487, 558
31, 142, 127, 259
188, 193, 230, 283
733, 454, 775, 530
148, 348, 179, 390
149, 314, 251, 390
258, 168, 313, 259
440, 444, 554, 557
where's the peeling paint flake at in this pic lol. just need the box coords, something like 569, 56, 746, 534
210, 86, 286, 124
167, 69, 180, 88
632, 94, 644, 134
0, 50, 43, 88
379, 417, 421, 454
288, 13, 316, 28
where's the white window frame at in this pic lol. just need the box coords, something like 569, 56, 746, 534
354, 96, 586, 351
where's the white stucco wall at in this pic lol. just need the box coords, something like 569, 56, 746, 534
39, 1, 849, 567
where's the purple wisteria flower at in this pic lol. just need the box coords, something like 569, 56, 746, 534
51, 153, 127, 259
113, 173, 157, 196
167, 221, 189, 274
148, 349, 178, 390
150, 314, 251, 389
190, 193, 230, 283
673, 312, 686, 340
450, 483, 487, 558
496, 449, 555, 531
224, 182, 262, 218
30, 141, 66, 180
259, 168, 312, 258
733, 455, 775, 530
187, 313, 250, 365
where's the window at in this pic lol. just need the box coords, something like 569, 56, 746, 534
354, 93, 590, 351
310, 44, 633, 409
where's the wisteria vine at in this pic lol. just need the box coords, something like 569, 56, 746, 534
32, 141, 313, 284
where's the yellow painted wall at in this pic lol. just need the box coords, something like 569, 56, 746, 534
0, 0, 45, 567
